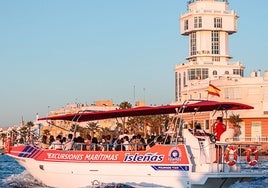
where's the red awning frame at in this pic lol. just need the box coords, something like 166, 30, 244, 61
38, 100, 253, 122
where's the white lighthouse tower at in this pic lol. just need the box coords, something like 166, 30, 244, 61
175, 0, 243, 102
174, 0, 268, 139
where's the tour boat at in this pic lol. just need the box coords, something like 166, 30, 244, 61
4, 100, 268, 188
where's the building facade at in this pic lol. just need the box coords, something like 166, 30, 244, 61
37, 100, 119, 138
37, 100, 148, 138
174, 0, 268, 139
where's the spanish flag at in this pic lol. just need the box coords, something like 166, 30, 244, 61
208, 84, 221, 97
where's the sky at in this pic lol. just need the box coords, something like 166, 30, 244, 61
0, 0, 267, 127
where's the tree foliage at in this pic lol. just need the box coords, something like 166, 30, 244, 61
117, 101, 132, 131
229, 113, 243, 127
126, 115, 170, 138
118, 101, 132, 109
42, 129, 50, 136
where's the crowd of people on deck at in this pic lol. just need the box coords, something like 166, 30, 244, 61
7, 115, 239, 154
38, 129, 165, 151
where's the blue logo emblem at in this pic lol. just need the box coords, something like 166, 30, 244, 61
168, 147, 181, 162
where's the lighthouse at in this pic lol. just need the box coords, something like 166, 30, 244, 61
174, 0, 268, 141
175, 0, 244, 102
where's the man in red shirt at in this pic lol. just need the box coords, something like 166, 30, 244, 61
213, 117, 226, 163
214, 117, 226, 141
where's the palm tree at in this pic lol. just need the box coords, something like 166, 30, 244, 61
118, 101, 132, 109
229, 113, 243, 136
85, 122, 102, 139
86, 122, 100, 132
117, 101, 132, 132
229, 114, 243, 127
26, 121, 35, 135
126, 114, 170, 138
126, 116, 146, 135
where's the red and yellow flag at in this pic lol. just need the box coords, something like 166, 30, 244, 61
208, 84, 221, 97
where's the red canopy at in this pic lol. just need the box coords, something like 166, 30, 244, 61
38, 100, 253, 122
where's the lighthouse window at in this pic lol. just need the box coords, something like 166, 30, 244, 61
214, 17, 222, 28
212, 56, 220, 61
175, 72, 179, 102
194, 16, 202, 28
183, 72, 186, 86
184, 20, 189, 30
178, 73, 182, 101
188, 69, 196, 80
188, 68, 209, 80
233, 69, 239, 75
211, 31, 220, 54
190, 32, 197, 56
233, 69, 244, 76
202, 68, 209, 79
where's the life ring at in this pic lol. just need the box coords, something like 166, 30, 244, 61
246, 146, 258, 166
225, 145, 237, 166
4, 137, 11, 154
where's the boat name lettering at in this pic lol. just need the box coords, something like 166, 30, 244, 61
47, 153, 84, 160
84, 154, 119, 161
123, 153, 164, 162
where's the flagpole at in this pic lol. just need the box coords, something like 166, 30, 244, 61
207, 81, 210, 100
207, 82, 210, 100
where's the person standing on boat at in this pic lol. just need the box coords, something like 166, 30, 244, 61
213, 117, 226, 163
213, 117, 226, 141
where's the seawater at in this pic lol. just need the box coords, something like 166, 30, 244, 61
0, 154, 49, 188
1, 154, 268, 188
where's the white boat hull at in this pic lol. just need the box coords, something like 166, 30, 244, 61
8, 142, 268, 188
13, 156, 191, 188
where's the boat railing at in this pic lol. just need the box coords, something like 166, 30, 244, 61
209, 142, 268, 174
215, 142, 261, 155
233, 137, 268, 142
67, 142, 148, 152
10, 134, 178, 152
